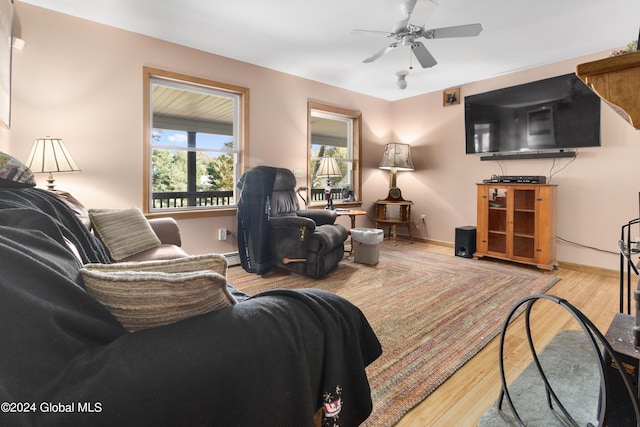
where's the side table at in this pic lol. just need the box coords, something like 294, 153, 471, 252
374, 200, 413, 245
336, 208, 367, 229
336, 209, 367, 258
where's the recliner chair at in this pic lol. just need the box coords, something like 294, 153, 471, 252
237, 166, 348, 278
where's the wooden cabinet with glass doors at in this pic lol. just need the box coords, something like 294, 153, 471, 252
474, 183, 558, 271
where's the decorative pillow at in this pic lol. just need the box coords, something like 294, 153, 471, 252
85, 253, 229, 277
0, 152, 36, 188
89, 208, 161, 261
81, 254, 235, 332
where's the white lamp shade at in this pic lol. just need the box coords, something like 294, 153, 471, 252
316, 156, 342, 177
379, 142, 414, 171
26, 138, 80, 173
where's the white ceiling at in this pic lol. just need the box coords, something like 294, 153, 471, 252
18, 0, 640, 101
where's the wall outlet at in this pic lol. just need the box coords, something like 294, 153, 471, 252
420, 214, 426, 223
218, 228, 228, 241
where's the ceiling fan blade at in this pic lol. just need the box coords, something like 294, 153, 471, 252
427, 23, 483, 39
351, 29, 394, 37
408, 0, 439, 27
363, 42, 399, 63
392, 0, 419, 34
411, 42, 437, 68
393, 18, 411, 34
400, 0, 418, 17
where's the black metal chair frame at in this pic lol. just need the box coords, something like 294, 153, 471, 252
497, 294, 640, 427
620, 218, 640, 314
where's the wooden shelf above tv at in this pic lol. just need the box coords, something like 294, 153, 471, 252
576, 51, 640, 130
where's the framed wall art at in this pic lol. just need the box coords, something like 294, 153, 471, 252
0, 0, 13, 129
442, 87, 460, 107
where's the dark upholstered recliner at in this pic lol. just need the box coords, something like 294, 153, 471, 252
237, 166, 348, 278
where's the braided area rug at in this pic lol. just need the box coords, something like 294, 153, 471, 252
227, 242, 561, 427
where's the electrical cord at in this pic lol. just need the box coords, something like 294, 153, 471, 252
547, 149, 578, 184
556, 235, 617, 255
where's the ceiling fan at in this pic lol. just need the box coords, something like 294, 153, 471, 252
352, 0, 483, 69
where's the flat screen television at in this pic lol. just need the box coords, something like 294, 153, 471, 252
464, 73, 601, 157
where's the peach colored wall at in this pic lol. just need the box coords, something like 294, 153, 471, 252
392, 53, 640, 270
3, 3, 639, 270
4, 3, 392, 255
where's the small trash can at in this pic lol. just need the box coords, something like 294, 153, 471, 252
351, 228, 384, 265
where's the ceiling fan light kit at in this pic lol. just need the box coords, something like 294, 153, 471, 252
396, 70, 409, 89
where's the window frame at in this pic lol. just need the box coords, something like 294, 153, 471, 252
142, 67, 249, 219
307, 102, 362, 208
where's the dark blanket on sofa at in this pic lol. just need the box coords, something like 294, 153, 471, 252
0, 188, 381, 426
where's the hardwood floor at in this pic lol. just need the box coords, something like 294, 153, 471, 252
391, 241, 621, 427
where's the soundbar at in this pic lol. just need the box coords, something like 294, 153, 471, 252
480, 151, 577, 161
482, 175, 547, 184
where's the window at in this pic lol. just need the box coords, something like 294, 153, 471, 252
308, 102, 361, 207
143, 67, 248, 217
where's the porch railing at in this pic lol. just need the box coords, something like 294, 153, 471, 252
310, 188, 345, 202
153, 188, 345, 209
152, 190, 234, 209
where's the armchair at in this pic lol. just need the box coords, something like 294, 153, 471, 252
237, 166, 348, 278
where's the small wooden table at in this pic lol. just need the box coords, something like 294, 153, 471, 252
335, 209, 367, 229
375, 200, 413, 245
335, 209, 367, 258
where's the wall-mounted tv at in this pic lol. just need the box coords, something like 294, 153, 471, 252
464, 73, 601, 159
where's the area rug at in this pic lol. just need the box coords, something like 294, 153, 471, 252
478, 330, 599, 426
226, 243, 561, 427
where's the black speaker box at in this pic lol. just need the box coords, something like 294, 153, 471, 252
455, 226, 476, 258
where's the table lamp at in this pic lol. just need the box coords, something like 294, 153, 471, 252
379, 142, 414, 201
316, 156, 341, 209
26, 137, 80, 190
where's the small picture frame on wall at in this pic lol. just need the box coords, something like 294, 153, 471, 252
443, 87, 460, 107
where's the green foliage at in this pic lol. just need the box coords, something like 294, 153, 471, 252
205, 141, 235, 190
152, 149, 187, 192
611, 40, 638, 56
152, 141, 235, 193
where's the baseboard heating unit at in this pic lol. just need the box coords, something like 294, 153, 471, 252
222, 252, 241, 267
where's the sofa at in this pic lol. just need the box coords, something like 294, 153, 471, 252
51, 189, 189, 262
0, 153, 382, 426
